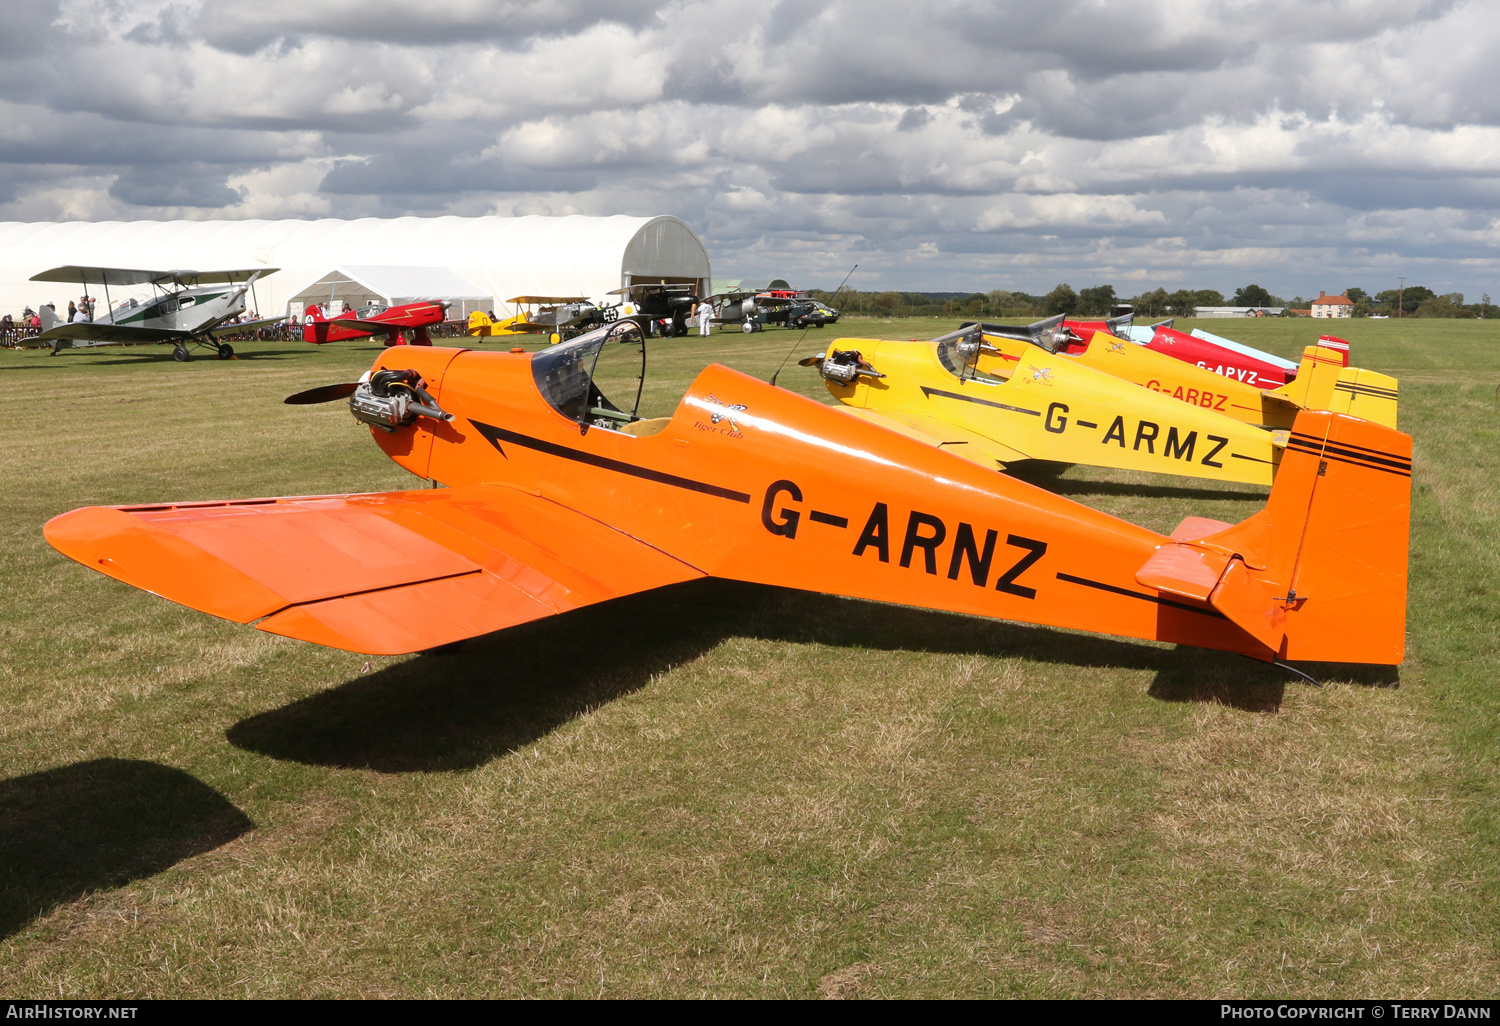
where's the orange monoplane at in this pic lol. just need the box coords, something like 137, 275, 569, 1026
45, 321, 1412, 672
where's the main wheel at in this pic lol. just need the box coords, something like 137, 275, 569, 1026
217, 344, 234, 360
741, 320, 755, 334
172, 345, 189, 362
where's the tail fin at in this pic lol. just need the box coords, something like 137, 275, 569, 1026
1270, 345, 1399, 428
1188, 409, 1411, 664
39, 305, 61, 331
467, 310, 494, 336
1316, 334, 1350, 365
302, 304, 329, 344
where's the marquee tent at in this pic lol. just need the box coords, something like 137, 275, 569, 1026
0, 215, 710, 319
289, 266, 492, 319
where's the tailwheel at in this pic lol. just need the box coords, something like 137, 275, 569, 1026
216, 343, 234, 360
172, 344, 190, 362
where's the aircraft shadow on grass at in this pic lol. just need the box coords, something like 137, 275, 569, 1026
228, 579, 1396, 775
0, 758, 252, 939
1005, 461, 1269, 504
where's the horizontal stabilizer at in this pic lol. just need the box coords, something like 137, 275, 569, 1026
45, 486, 703, 654
207, 317, 283, 338
1136, 543, 1228, 602
1169, 516, 1233, 541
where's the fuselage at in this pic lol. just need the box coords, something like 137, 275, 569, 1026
104, 284, 246, 333
822, 336, 1285, 485
365, 343, 1278, 660
54, 284, 248, 349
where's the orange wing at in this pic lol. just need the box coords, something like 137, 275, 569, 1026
44, 486, 703, 655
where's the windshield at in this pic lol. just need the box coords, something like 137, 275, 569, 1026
532, 320, 648, 428
932, 325, 1007, 384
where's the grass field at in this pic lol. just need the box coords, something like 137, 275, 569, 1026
1, 317, 1497, 997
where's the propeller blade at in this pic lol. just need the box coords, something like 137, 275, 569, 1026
284, 382, 359, 405
797, 354, 825, 366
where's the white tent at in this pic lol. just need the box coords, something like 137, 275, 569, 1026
0, 215, 711, 319
289, 266, 492, 319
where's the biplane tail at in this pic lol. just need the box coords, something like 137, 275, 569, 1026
1139, 407, 1411, 665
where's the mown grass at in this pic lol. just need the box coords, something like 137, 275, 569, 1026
0, 318, 1496, 997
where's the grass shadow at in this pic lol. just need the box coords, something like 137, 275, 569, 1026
1004, 461, 1268, 503
738, 585, 1287, 712
1147, 651, 1287, 712
231, 580, 1297, 772
0, 759, 251, 939
228, 579, 756, 773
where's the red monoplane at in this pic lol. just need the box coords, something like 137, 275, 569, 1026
304, 301, 449, 347
1061, 316, 1297, 387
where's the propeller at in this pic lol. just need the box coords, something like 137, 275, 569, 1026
284, 382, 359, 405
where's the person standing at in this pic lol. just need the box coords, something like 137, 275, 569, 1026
696, 301, 713, 336
67, 300, 76, 322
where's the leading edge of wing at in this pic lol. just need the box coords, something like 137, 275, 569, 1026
33, 323, 194, 344
837, 405, 1031, 467
43, 486, 704, 654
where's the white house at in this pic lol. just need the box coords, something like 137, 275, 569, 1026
1310, 291, 1354, 318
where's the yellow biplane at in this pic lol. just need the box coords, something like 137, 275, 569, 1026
803, 324, 1397, 486
466, 310, 531, 338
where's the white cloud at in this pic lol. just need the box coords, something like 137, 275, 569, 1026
0, 0, 1497, 297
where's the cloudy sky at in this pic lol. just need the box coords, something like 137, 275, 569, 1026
3, 0, 1498, 297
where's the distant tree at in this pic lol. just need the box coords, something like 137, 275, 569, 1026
985, 289, 1017, 316
1195, 289, 1226, 306
1345, 287, 1369, 304
872, 292, 898, 312
1414, 293, 1470, 318
1166, 289, 1200, 316
1376, 286, 1434, 315
1044, 283, 1077, 316
964, 293, 986, 316
1008, 292, 1044, 315
1233, 284, 1273, 307
1076, 284, 1117, 317
1130, 288, 1170, 318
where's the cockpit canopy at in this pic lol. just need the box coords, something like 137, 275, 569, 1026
532, 319, 650, 431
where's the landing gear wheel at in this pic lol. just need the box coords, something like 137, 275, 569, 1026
172, 344, 190, 362
216, 343, 234, 360
741, 320, 755, 334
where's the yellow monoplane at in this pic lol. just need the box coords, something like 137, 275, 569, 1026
978, 322, 1398, 430
803, 325, 1396, 486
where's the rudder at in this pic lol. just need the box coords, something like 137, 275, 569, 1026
1195, 409, 1412, 664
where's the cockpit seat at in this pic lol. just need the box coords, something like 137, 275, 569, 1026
618, 417, 672, 437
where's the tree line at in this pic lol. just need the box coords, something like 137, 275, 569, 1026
809, 283, 1497, 319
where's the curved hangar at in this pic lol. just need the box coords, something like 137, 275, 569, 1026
0, 215, 710, 320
